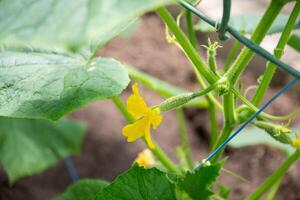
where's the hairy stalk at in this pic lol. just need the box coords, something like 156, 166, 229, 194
176, 109, 194, 169
112, 96, 180, 173
246, 150, 300, 200
251, 1, 300, 106
225, 0, 285, 84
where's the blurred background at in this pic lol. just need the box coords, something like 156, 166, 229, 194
0, 0, 299, 199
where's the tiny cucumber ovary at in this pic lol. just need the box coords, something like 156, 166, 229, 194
158, 93, 194, 112
253, 120, 294, 145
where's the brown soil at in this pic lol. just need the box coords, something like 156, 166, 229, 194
1, 14, 299, 200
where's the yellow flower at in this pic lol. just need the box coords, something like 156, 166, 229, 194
122, 83, 163, 149
292, 137, 300, 149
135, 149, 155, 168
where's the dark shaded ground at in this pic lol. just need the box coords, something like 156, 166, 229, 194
1, 14, 300, 200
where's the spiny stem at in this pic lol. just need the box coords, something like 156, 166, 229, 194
111, 96, 180, 174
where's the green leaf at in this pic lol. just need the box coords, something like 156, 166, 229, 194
195, 14, 300, 35
0, 0, 174, 54
56, 179, 109, 200
229, 125, 295, 155
0, 47, 129, 120
177, 163, 222, 200
0, 117, 86, 183
288, 33, 300, 52
95, 165, 177, 200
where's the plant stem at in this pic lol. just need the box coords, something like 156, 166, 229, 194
216, 93, 235, 147
112, 96, 135, 122
179, 0, 300, 78
157, 7, 218, 84
185, 8, 220, 149
186, 10, 197, 49
176, 108, 194, 169
211, 93, 235, 162
266, 177, 283, 200
158, 6, 223, 113
208, 103, 218, 149
223, 40, 240, 72
246, 150, 300, 200
111, 96, 180, 173
225, 0, 285, 84
251, 1, 300, 106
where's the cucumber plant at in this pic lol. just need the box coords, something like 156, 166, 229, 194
0, 0, 299, 199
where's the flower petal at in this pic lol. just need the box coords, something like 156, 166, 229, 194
144, 128, 155, 149
122, 117, 150, 142
136, 149, 155, 168
126, 83, 150, 119
149, 108, 163, 129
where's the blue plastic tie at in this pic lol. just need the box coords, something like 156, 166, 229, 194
194, 78, 300, 171
64, 157, 79, 182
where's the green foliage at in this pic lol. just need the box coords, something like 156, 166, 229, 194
0, 0, 174, 55
288, 32, 300, 52
95, 165, 177, 200
195, 14, 300, 35
177, 163, 222, 200
0, 117, 85, 183
0, 0, 298, 198
0, 47, 129, 120
56, 179, 109, 200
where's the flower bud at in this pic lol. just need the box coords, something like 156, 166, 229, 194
216, 78, 230, 96
292, 137, 300, 149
